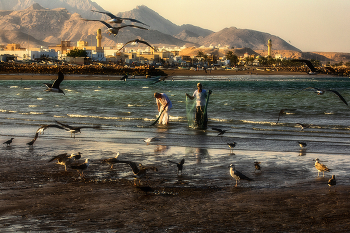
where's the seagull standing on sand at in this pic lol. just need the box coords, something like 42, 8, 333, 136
227, 142, 236, 153
82, 20, 148, 37
254, 162, 261, 172
55, 121, 101, 138
3, 138, 14, 146
91, 10, 149, 27
102, 152, 120, 169
168, 158, 185, 175
229, 164, 253, 187
70, 158, 91, 177
298, 141, 307, 148
44, 71, 65, 95
48, 153, 73, 171
328, 175, 336, 188
314, 158, 331, 177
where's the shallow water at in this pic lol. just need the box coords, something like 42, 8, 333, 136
1, 74, 350, 188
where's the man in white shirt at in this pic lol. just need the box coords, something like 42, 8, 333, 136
154, 92, 172, 125
186, 83, 210, 128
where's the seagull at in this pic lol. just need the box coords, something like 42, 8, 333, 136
118, 39, 156, 52
44, 71, 65, 95
118, 160, 158, 185
70, 158, 91, 177
168, 158, 185, 175
228, 164, 253, 187
276, 109, 296, 124
212, 127, 230, 136
143, 137, 159, 145
69, 152, 82, 160
83, 20, 148, 37
102, 152, 120, 169
227, 142, 236, 153
314, 158, 331, 177
298, 141, 307, 148
296, 123, 309, 131
291, 59, 318, 75
91, 10, 149, 27
292, 87, 348, 106
26, 133, 38, 147
254, 162, 261, 172
55, 121, 101, 138
48, 153, 73, 171
3, 138, 14, 146
328, 175, 336, 187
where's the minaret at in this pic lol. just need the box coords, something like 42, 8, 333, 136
96, 29, 102, 48
267, 39, 272, 57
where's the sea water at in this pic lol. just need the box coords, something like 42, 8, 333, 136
1, 74, 350, 188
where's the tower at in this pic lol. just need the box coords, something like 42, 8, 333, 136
267, 39, 272, 57
96, 29, 102, 48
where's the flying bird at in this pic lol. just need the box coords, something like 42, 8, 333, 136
168, 158, 185, 175
70, 158, 92, 177
228, 164, 253, 187
55, 121, 101, 138
91, 10, 149, 27
44, 71, 65, 95
83, 20, 148, 37
143, 137, 159, 145
212, 127, 230, 136
293, 87, 348, 106
25, 124, 66, 147
26, 133, 38, 147
118, 160, 158, 185
102, 152, 120, 169
314, 158, 331, 177
276, 109, 296, 124
118, 39, 156, 52
296, 123, 309, 131
3, 138, 14, 146
291, 59, 318, 75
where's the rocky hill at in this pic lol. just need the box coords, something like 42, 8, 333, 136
0, 1, 319, 54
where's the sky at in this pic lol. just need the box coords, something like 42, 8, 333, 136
92, 0, 350, 53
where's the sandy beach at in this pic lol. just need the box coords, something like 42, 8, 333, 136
1, 153, 350, 232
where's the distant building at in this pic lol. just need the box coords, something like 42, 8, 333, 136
268, 39, 272, 57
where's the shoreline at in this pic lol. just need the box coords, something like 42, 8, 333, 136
0, 70, 311, 81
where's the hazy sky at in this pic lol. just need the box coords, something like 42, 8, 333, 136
92, 0, 350, 53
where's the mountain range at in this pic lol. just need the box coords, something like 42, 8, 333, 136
0, 0, 301, 52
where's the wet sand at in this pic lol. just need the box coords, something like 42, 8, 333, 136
1, 151, 350, 232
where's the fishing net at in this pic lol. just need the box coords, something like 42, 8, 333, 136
186, 96, 196, 128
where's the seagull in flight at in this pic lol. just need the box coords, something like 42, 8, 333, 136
26, 124, 66, 147
168, 158, 185, 175
228, 164, 253, 187
91, 10, 149, 27
48, 153, 76, 171
212, 127, 230, 136
83, 20, 148, 37
298, 141, 307, 148
55, 121, 101, 138
276, 109, 296, 124
44, 71, 65, 95
291, 59, 318, 75
118, 39, 156, 52
118, 160, 158, 185
293, 87, 348, 106
296, 123, 309, 131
